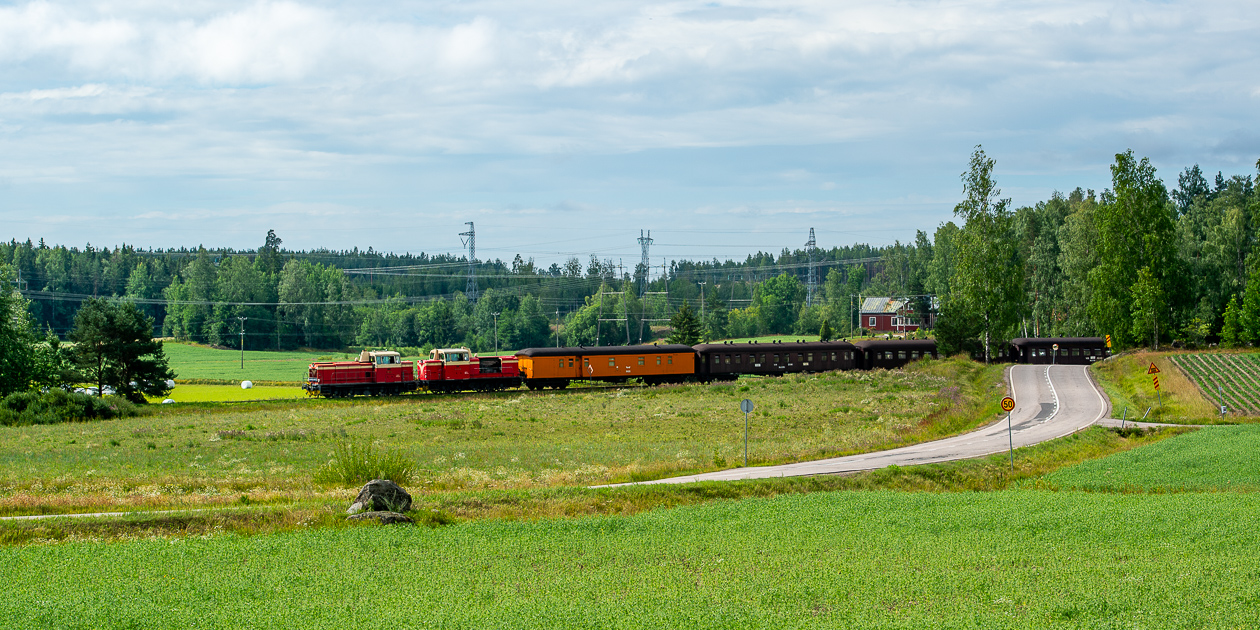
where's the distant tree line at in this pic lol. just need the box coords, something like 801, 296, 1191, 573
4, 151, 1259, 357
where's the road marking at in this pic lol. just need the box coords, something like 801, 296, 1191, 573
1043, 366, 1060, 423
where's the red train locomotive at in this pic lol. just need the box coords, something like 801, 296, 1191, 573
304, 347, 520, 398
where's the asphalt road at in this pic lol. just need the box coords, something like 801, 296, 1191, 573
605, 364, 1110, 486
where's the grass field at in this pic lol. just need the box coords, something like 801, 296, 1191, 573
1040, 424, 1260, 492
1090, 350, 1224, 423
146, 384, 308, 403
4, 489, 1259, 628
0, 357, 1006, 517
1170, 352, 1260, 415
161, 342, 386, 383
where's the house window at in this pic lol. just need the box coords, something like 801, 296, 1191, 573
869, 316, 876, 326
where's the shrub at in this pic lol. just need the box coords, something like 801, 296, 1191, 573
0, 389, 142, 426
314, 441, 415, 486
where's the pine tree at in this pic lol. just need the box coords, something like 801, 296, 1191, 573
667, 301, 703, 346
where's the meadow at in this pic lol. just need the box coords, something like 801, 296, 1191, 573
0, 357, 1005, 517
4, 488, 1259, 628
160, 342, 385, 383
1089, 350, 1225, 423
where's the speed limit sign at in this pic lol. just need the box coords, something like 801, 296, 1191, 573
1001, 397, 1015, 412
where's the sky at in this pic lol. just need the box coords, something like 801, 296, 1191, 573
1, 0, 1258, 270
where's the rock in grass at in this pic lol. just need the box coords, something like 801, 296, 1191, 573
347, 511, 414, 525
347, 479, 412, 515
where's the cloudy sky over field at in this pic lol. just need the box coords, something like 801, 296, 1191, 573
1, 0, 1257, 265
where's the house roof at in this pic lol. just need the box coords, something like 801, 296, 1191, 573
860, 297, 906, 314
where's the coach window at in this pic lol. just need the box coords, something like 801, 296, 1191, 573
1071, 348, 1079, 356
898, 351, 907, 360
667, 356, 673, 365
773, 354, 779, 363
911, 351, 919, 359
735, 354, 741, 364
569, 359, 574, 367
559, 359, 564, 368
725, 355, 731, 364
609, 358, 616, 367
807, 353, 813, 362
638, 357, 645, 366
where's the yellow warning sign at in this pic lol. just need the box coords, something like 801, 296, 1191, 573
1147, 362, 1161, 375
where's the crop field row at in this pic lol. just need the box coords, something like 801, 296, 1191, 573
1170, 353, 1260, 415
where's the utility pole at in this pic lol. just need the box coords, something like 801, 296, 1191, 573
637, 230, 653, 297
698, 281, 706, 320
237, 316, 248, 369
460, 222, 477, 302
805, 228, 818, 307
492, 312, 501, 353
555, 309, 560, 347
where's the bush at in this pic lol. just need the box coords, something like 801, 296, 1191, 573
314, 441, 415, 486
0, 389, 142, 426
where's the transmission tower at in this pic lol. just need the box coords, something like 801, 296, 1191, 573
459, 222, 477, 302
637, 229, 653, 297
805, 227, 819, 306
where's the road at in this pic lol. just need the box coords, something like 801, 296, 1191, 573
604, 364, 1110, 486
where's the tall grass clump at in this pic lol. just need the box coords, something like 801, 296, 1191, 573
0, 389, 141, 426
314, 441, 415, 486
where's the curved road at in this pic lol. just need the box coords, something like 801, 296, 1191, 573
605, 364, 1109, 486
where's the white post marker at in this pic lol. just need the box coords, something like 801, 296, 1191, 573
739, 399, 754, 467
1001, 396, 1016, 470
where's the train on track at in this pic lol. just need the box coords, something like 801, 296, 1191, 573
303, 337, 1110, 398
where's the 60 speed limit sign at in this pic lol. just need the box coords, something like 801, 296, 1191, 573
1001, 397, 1015, 412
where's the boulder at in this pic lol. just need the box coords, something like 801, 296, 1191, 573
347, 511, 414, 525
347, 479, 412, 515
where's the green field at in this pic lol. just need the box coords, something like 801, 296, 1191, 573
0, 357, 1005, 516
161, 342, 385, 383
4, 489, 1259, 628
1170, 352, 1260, 415
1040, 424, 1260, 492
147, 384, 308, 403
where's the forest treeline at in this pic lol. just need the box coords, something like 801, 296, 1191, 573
3, 149, 1259, 356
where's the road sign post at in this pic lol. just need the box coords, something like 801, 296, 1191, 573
739, 399, 754, 467
1001, 396, 1016, 470
1148, 362, 1162, 414
1052, 343, 1058, 365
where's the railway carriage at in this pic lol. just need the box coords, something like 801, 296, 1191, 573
1010, 337, 1109, 365
515, 344, 696, 389
853, 339, 939, 370
694, 340, 859, 379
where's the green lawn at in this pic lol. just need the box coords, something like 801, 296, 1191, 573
1040, 424, 1260, 492
4, 489, 1259, 628
147, 384, 308, 403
